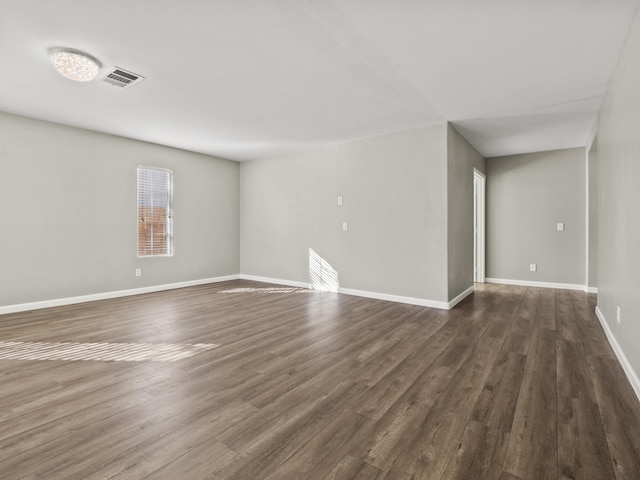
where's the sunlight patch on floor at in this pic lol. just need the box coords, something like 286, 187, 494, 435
219, 287, 310, 294
0, 341, 218, 362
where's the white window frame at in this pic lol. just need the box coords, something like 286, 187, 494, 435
137, 165, 174, 257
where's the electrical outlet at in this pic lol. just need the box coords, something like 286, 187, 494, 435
342, 221, 348, 231
557, 222, 565, 231
337, 195, 343, 206
135, 268, 141, 277
616, 305, 621, 324
529, 264, 537, 272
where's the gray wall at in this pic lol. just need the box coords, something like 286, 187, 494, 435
240, 124, 451, 302
486, 148, 586, 285
447, 124, 485, 298
597, 10, 640, 383
588, 145, 598, 289
0, 112, 239, 307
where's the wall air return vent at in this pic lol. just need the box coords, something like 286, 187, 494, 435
102, 67, 144, 88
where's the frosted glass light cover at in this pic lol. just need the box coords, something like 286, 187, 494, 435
50, 50, 100, 81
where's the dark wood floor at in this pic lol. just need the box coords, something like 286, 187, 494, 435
1, 280, 639, 480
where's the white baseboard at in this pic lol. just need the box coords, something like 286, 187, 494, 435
0, 275, 241, 315
241, 275, 472, 310
585, 286, 598, 294
238, 274, 311, 289
338, 285, 474, 310
486, 277, 592, 292
338, 287, 450, 310
595, 306, 640, 403
239, 274, 451, 309
1, 273, 472, 316
448, 286, 475, 309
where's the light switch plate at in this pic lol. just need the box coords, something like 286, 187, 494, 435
557, 222, 564, 231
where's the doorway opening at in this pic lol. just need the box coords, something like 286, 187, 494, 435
474, 169, 486, 283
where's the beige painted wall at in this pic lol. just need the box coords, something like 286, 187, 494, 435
0, 112, 239, 307
597, 10, 640, 385
240, 124, 451, 302
486, 147, 586, 285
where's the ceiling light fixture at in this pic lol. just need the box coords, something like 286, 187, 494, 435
49, 49, 101, 82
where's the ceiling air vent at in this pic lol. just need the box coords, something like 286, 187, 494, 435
102, 67, 144, 88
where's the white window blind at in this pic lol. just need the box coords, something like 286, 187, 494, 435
137, 166, 173, 257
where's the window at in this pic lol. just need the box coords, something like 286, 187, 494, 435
137, 165, 173, 257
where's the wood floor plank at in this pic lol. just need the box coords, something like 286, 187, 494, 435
499, 316, 534, 356
471, 351, 527, 432
499, 473, 522, 480
356, 364, 455, 471
143, 440, 236, 480
262, 409, 375, 480
363, 322, 502, 478
440, 420, 510, 480
0, 386, 156, 461
217, 358, 362, 453
556, 336, 599, 419
322, 455, 386, 480
214, 380, 368, 480
534, 287, 556, 331
1, 281, 639, 479
557, 398, 616, 480
555, 289, 580, 343
58, 400, 252, 480
353, 315, 459, 420
588, 356, 640, 479
503, 327, 558, 479
516, 286, 540, 321
3, 386, 251, 479
382, 411, 470, 479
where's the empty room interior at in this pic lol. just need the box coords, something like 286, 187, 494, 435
2, 1, 640, 479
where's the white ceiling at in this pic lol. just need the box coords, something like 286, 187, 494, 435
0, 0, 637, 161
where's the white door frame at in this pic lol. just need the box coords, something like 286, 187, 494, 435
474, 169, 486, 283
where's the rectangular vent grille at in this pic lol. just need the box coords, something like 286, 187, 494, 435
102, 67, 144, 88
